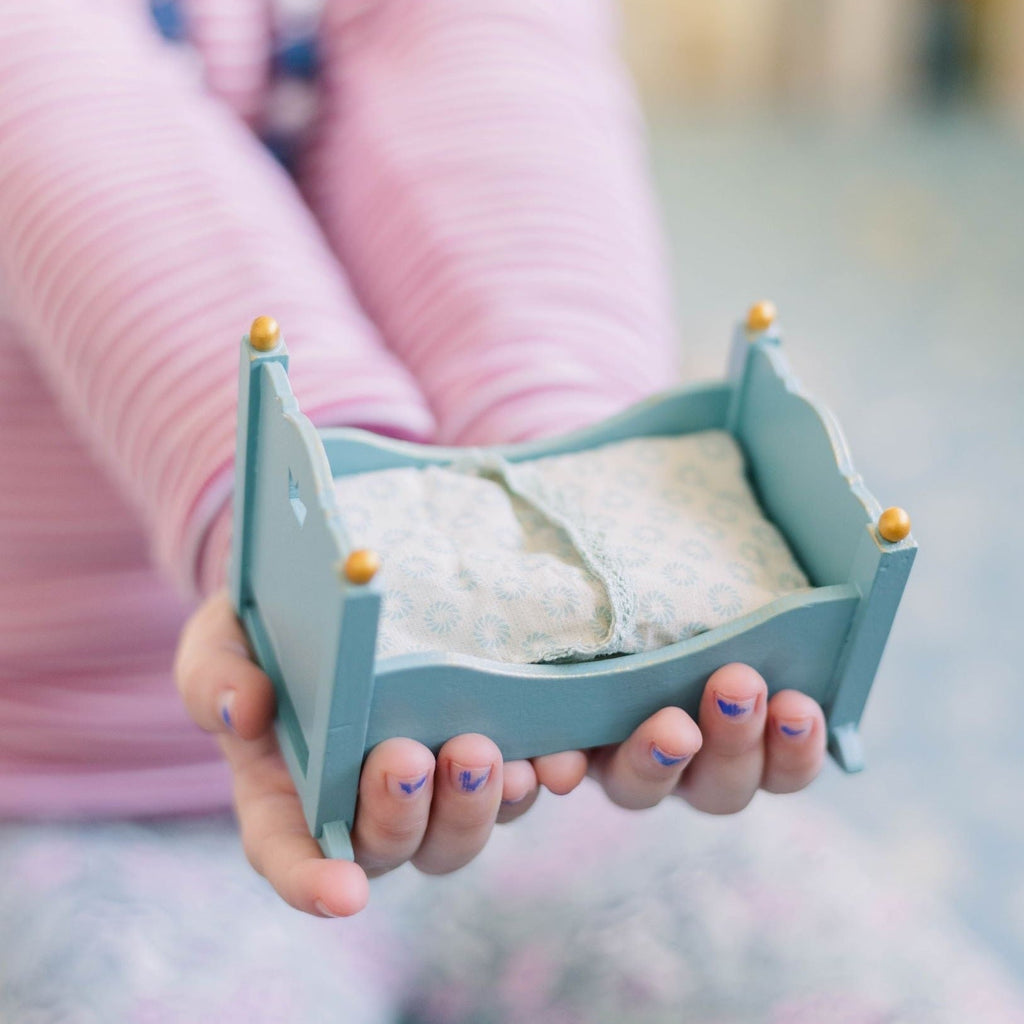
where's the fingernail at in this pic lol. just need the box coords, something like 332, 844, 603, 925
651, 744, 690, 767
386, 772, 429, 798
219, 692, 236, 731
715, 693, 757, 719
314, 899, 341, 918
777, 717, 813, 739
450, 762, 492, 793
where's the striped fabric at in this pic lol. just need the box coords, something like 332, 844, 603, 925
0, 0, 677, 817
303, 0, 677, 445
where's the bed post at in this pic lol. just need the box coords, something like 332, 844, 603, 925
726, 300, 779, 432
230, 316, 289, 614
315, 550, 383, 860
825, 511, 916, 771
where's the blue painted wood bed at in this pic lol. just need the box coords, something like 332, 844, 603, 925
229, 304, 916, 859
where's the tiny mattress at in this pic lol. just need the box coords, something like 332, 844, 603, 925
333, 432, 809, 664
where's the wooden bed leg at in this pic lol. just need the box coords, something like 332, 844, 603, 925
305, 555, 383, 855
828, 723, 865, 773
318, 820, 354, 861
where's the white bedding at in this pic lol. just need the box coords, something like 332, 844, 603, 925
333, 432, 809, 663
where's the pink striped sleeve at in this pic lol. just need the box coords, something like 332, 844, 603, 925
182, 0, 273, 127
0, 0, 434, 598
301, 0, 679, 446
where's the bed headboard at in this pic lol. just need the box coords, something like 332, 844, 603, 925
726, 312, 916, 769
728, 331, 880, 588
231, 318, 380, 848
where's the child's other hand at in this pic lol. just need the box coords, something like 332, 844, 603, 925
175, 594, 825, 918
585, 662, 826, 813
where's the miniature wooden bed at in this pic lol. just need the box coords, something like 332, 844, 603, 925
229, 304, 916, 860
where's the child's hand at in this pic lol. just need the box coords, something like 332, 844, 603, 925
175, 592, 825, 917
174, 590, 590, 916
586, 663, 827, 814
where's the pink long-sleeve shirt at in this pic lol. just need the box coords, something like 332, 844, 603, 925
0, 0, 676, 818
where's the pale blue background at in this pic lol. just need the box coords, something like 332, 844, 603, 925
650, 109, 1024, 983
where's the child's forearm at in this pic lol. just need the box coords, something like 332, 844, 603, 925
301, 0, 680, 446
0, 1, 433, 597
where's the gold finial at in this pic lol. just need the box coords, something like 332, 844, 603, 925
746, 301, 777, 333
343, 549, 381, 585
877, 507, 911, 543
249, 315, 281, 352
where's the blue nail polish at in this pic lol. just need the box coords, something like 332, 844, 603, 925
398, 774, 428, 795
387, 772, 430, 798
651, 745, 688, 767
716, 694, 755, 718
219, 694, 235, 730
778, 720, 810, 738
456, 767, 490, 792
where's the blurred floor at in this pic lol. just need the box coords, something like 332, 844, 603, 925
648, 107, 1024, 982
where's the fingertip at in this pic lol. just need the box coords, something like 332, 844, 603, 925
436, 733, 503, 798
641, 705, 702, 755
308, 859, 371, 918
767, 688, 824, 721
700, 663, 768, 739
440, 732, 503, 767
221, 672, 276, 740
767, 690, 825, 750
762, 690, 827, 794
593, 706, 701, 810
362, 736, 436, 788
497, 760, 540, 824
533, 750, 588, 795
639, 724, 702, 780
501, 759, 538, 804
178, 627, 276, 737
706, 663, 768, 699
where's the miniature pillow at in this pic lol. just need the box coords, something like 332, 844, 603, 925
333, 432, 810, 664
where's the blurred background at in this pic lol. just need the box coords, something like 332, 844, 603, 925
621, 0, 1023, 119
617, 0, 1024, 992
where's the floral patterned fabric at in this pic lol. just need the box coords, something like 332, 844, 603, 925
333, 433, 808, 663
